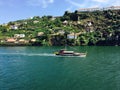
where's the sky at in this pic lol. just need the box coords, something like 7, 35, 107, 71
0, 0, 120, 24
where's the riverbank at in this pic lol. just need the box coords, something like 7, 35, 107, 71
0, 41, 119, 46
0, 8, 120, 47
0, 43, 32, 46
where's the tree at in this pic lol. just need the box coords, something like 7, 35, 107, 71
0, 26, 7, 33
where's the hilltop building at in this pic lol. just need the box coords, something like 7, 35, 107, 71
78, 6, 120, 12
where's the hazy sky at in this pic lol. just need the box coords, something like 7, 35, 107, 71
0, 0, 120, 24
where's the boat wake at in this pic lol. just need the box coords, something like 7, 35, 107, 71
0, 53, 55, 57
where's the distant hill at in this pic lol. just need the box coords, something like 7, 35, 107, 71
0, 7, 120, 46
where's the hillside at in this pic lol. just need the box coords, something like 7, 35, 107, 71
0, 7, 120, 46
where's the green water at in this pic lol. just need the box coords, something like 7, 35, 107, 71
0, 46, 120, 90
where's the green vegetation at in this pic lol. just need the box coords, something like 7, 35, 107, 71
0, 9, 120, 46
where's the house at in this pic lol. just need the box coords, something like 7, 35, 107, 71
24, 22, 27, 24
6, 38, 16, 43
10, 25, 18, 30
78, 7, 100, 12
67, 33, 77, 39
77, 21, 81, 24
33, 20, 39, 24
0, 39, 6, 43
30, 39, 36, 42
0, 40, 5, 43
67, 32, 81, 39
87, 21, 92, 26
85, 21, 94, 32
78, 6, 120, 12
37, 32, 44, 36
62, 20, 68, 25
19, 39, 28, 43
14, 34, 25, 38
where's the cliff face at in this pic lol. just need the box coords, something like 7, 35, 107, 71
0, 9, 120, 46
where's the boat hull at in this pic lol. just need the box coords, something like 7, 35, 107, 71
55, 52, 86, 57
54, 50, 87, 57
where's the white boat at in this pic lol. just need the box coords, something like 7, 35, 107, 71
54, 49, 87, 57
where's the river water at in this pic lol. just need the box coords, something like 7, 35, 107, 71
0, 46, 120, 90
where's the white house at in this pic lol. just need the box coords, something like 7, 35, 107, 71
63, 20, 68, 25
10, 25, 18, 30
33, 20, 39, 24
67, 33, 77, 39
14, 34, 25, 38
37, 32, 44, 36
30, 39, 36, 42
87, 21, 92, 26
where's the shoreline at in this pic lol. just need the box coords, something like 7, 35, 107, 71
0, 43, 119, 46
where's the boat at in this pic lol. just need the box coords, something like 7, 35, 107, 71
54, 32, 87, 57
54, 49, 87, 57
